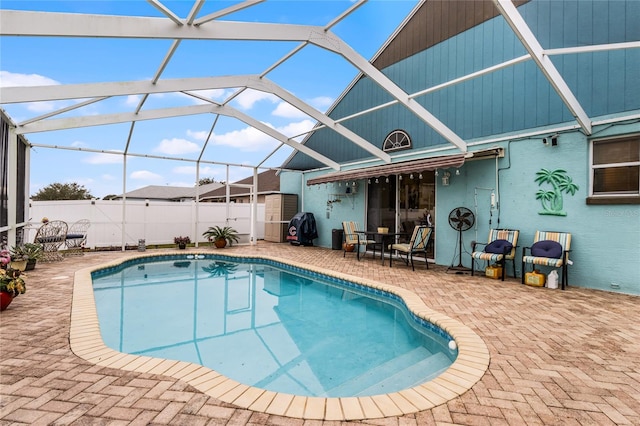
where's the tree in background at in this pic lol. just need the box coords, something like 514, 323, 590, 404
198, 177, 216, 185
32, 182, 95, 201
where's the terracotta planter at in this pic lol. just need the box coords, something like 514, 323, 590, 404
0, 292, 13, 311
343, 243, 355, 252
214, 239, 227, 249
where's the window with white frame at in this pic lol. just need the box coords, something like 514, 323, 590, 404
591, 134, 639, 198
383, 130, 411, 152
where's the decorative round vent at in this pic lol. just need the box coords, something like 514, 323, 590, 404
382, 130, 411, 152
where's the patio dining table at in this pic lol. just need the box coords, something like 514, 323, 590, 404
356, 230, 406, 266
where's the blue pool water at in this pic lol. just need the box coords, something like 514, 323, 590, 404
92, 255, 456, 397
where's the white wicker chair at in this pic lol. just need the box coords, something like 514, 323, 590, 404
34, 220, 68, 262
65, 219, 90, 256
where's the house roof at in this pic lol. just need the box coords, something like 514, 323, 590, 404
200, 169, 280, 199
116, 182, 223, 201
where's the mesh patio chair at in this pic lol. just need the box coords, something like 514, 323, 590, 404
388, 225, 432, 270
65, 219, 90, 256
471, 229, 519, 280
522, 231, 572, 290
342, 221, 378, 260
34, 220, 68, 262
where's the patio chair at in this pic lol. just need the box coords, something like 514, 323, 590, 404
342, 221, 378, 260
388, 225, 432, 270
522, 231, 572, 290
471, 228, 519, 280
34, 220, 68, 262
65, 219, 90, 256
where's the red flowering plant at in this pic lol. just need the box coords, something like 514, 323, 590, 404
0, 268, 27, 297
0, 249, 27, 297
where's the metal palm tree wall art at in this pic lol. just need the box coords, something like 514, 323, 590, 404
535, 169, 579, 216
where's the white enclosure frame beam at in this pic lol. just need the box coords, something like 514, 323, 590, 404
0, 9, 467, 152
15, 102, 341, 170
5, 75, 389, 163
493, 0, 592, 135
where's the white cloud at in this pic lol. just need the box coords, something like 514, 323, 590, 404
101, 174, 117, 181
71, 140, 88, 148
172, 165, 225, 177
154, 138, 201, 155
125, 94, 141, 106
206, 119, 316, 151
278, 119, 316, 141
309, 96, 334, 111
84, 152, 124, 164
211, 126, 278, 152
130, 170, 163, 181
186, 89, 229, 104
0, 70, 59, 87
272, 101, 308, 119
233, 89, 278, 110
186, 129, 209, 141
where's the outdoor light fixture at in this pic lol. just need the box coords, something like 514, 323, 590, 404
368, 178, 371, 184
456, 169, 460, 176
543, 135, 559, 146
399, 174, 403, 181
145, 199, 149, 206
375, 178, 379, 184
441, 171, 451, 186
435, 169, 439, 177
410, 173, 414, 179
385, 177, 389, 183
419, 173, 423, 180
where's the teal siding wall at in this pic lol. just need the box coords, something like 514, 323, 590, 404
281, 0, 640, 295
286, 0, 640, 170
432, 122, 640, 295
281, 170, 367, 249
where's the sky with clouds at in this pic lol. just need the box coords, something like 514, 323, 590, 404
1, 0, 417, 198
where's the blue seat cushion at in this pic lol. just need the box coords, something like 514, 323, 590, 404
530, 240, 563, 258
485, 239, 513, 254
66, 234, 84, 239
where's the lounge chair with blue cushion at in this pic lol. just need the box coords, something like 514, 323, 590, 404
471, 229, 519, 280
522, 231, 572, 290
388, 225, 432, 270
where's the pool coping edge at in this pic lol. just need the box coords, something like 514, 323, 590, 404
70, 251, 490, 420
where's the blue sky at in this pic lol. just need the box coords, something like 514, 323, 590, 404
1, 0, 417, 198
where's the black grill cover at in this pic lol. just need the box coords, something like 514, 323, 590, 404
286, 212, 318, 246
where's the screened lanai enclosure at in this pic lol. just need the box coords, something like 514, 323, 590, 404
1, 0, 639, 269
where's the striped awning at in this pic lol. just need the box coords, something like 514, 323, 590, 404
306, 153, 466, 186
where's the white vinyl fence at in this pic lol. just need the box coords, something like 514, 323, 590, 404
25, 200, 265, 249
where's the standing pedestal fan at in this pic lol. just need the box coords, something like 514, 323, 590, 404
447, 207, 475, 273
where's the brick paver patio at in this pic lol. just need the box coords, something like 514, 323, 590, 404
1, 243, 639, 425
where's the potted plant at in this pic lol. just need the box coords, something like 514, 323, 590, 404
174, 236, 191, 249
7, 247, 28, 272
203, 226, 239, 249
202, 261, 238, 277
1, 267, 27, 311
10, 244, 43, 271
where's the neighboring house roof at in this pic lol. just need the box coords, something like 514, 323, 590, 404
115, 182, 223, 201
200, 170, 280, 200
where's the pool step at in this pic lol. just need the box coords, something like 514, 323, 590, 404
324, 347, 451, 396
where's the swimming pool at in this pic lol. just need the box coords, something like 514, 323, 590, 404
91, 255, 456, 397
71, 252, 489, 420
